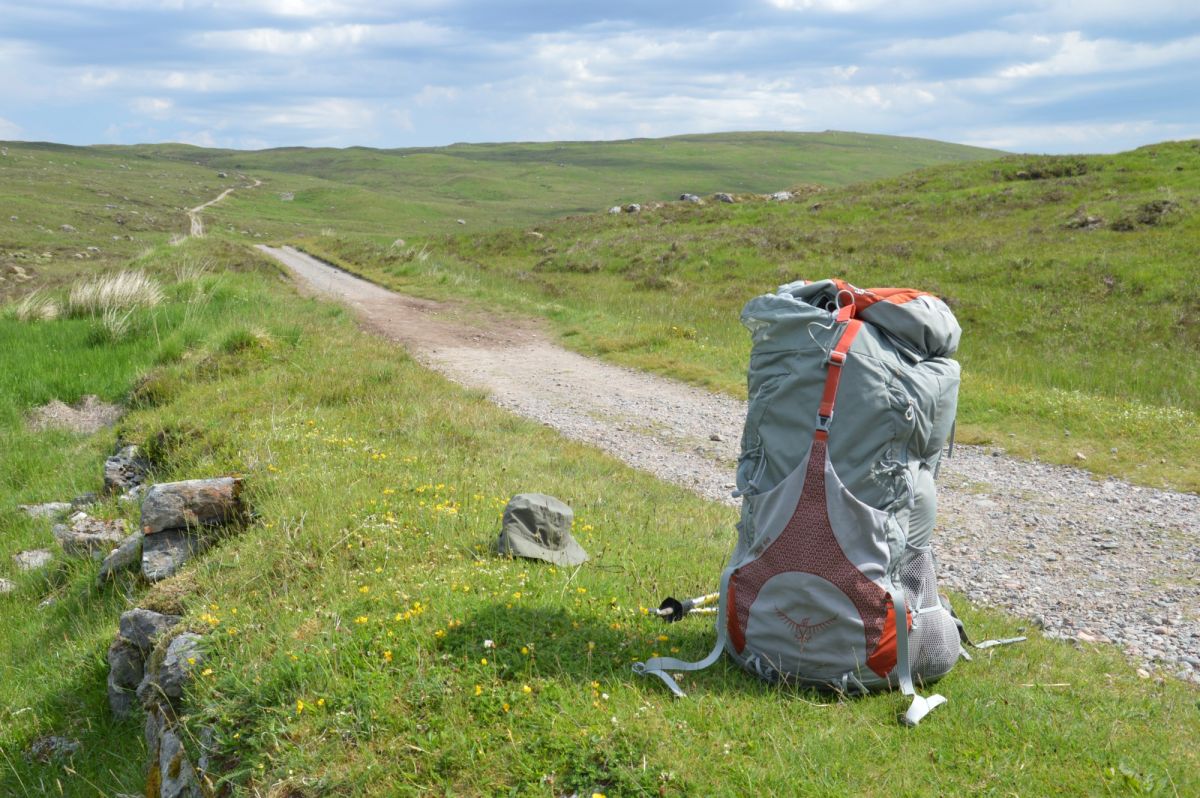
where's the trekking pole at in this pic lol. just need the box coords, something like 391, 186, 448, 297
654, 592, 719, 622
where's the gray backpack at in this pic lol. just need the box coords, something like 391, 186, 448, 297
637, 280, 969, 725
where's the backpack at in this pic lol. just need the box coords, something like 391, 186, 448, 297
635, 279, 968, 725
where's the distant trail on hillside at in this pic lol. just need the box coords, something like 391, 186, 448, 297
259, 244, 1199, 684
186, 178, 262, 237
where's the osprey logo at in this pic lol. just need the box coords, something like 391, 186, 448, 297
774, 607, 838, 650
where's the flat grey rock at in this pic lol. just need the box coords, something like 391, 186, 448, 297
18, 501, 71, 519
13, 549, 53, 571
53, 513, 127, 559
98, 531, 144, 584
142, 528, 209, 582
119, 608, 182, 654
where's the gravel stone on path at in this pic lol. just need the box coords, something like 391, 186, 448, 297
262, 244, 1200, 684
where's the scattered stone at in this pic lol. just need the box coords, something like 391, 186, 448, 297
714, 193, 735, 203
456, 218, 466, 225
53, 513, 128, 558
26, 735, 80, 763
526, 231, 544, 239
60, 224, 77, 233
158, 727, 201, 798
139, 632, 204, 707
623, 203, 641, 213
98, 531, 145, 584
142, 528, 210, 582
709, 433, 723, 442
608, 206, 621, 214
120, 608, 183, 654
391, 238, 406, 247
279, 192, 294, 201
141, 477, 244, 535
9, 215, 17, 221
0, 578, 15, 594
18, 501, 71, 519
1074, 451, 1087, 461
769, 191, 793, 201
86, 246, 100, 253
13, 549, 53, 571
217, 171, 228, 178
71, 492, 97, 509
108, 637, 145, 718
104, 444, 150, 495
679, 193, 702, 203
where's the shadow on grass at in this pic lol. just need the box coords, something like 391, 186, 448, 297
447, 601, 845, 704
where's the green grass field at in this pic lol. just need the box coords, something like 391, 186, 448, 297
2, 133, 1198, 796
291, 141, 1200, 492
2, 238, 1197, 796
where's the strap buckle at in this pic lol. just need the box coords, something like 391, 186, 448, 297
828, 349, 848, 366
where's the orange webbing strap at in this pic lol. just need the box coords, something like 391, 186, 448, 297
814, 317, 863, 441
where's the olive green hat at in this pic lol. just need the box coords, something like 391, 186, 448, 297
495, 493, 588, 566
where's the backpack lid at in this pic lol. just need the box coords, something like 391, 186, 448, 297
776, 279, 961, 361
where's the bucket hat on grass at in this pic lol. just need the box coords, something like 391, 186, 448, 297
495, 493, 588, 566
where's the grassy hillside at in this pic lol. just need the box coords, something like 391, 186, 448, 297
293, 140, 1200, 492
100, 131, 1001, 232
2, 238, 1196, 796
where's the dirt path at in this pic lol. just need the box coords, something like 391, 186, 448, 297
188, 178, 262, 237
259, 244, 1200, 682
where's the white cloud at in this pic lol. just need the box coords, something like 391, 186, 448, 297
191, 21, 451, 54
131, 97, 175, 116
955, 120, 1196, 152
1000, 32, 1200, 79
257, 98, 377, 130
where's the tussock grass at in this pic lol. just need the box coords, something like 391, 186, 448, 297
8, 290, 59, 322
67, 270, 163, 317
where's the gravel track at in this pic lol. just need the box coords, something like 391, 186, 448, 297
260, 244, 1200, 683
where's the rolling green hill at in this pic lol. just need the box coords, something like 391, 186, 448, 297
293, 140, 1200, 492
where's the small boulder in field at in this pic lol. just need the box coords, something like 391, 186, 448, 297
140, 477, 244, 535
714, 192, 735, 203
13, 549, 53, 571
0, 578, 15, 594
104, 445, 150, 495
53, 513, 127, 559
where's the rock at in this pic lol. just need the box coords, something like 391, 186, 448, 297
623, 203, 641, 213
145, 705, 165, 750
141, 477, 244, 535
104, 445, 150, 495
26, 735, 80, 762
391, 238, 406, 247
18, 501, 71, 519
526, 231, 544, 239
1074, 452, 1087, 461
456, 218, 466, 225
108, 638, 145, 718
142, 528, 210, 582
98, 531, 145, 584
0, 578, 14, 594
120, 608, 183, 654
769, 191, 793, 201
139, 633, 204, 708
60, 224, 77, 233
86, 246, 100, 253
217, 171, 228, 178
71, 492, 97, 509
13, 549, 53, 571
608, 206, 621, 214
53, 513, 128, 558
709, 433, 723, 442
714, 193, 734, 203
679, 193, 702, 203
158, 727, 201, 798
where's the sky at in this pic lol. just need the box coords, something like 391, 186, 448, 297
2, 1, 1199, 153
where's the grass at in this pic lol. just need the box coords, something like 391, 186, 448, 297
1, 238, 1198, 796
290, 140, 1200, 492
